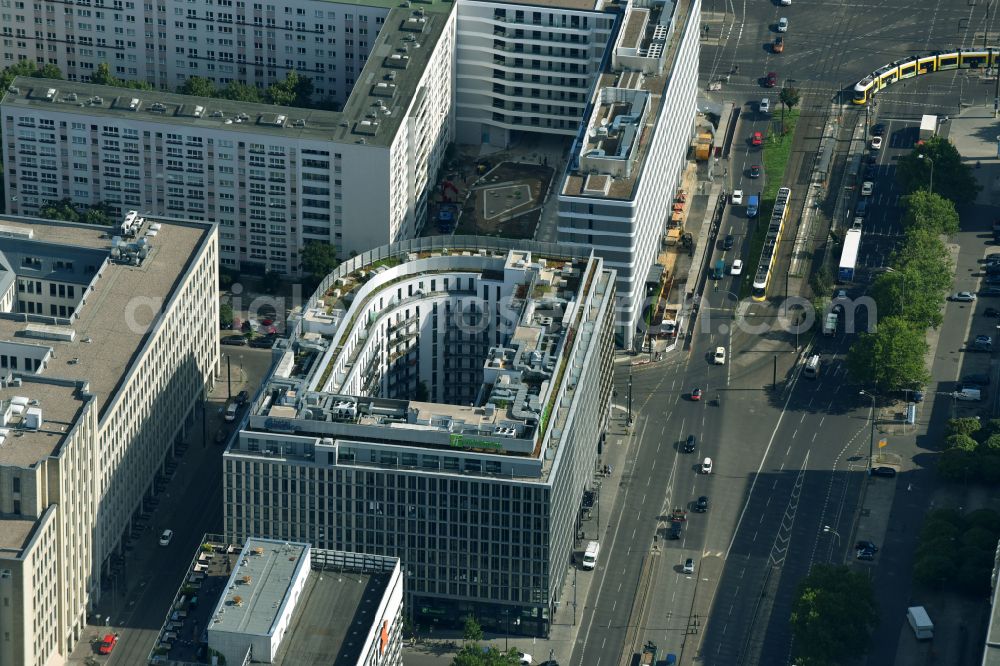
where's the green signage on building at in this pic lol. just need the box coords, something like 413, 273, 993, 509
449, 433, 506, 451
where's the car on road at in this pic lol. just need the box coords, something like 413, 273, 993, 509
870, 123, 885, 136
982, 286, 1000, 296
683, 435, 697, 453
759, 97, 771, 113
669, 522, 683, 539
731, 259, 744, 276
723, 234, 734, 250
861, 181, 874, 196
691, 388, 702, 401
856, 547, 875, 561
855, 540, 879, 552
764, 71, 777, 87
713, 346, 726, 365
772, 36, 784, 53
221, 335, 248, 346
683, 558, 695, 574
951, 291, 977, 302
97, 634, 119, 655
749, 164, 761, 178
975, 335, 993, 351
701, 458, 713, 474
985, 308, 1000, 317
249, 335, 275, 349
695, 495, 709, 512
871, 466, 896, 478
731, 189, 744, 205
870, 136, 883, 150
863, 164, 877, 179
236, 389, 250, 405
777, 17, 788, 32
159, 529, 174, 546
751, 131, 763, 147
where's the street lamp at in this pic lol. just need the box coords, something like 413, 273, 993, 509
859, 390, 876, 473
822, 525, 841, 545
917, 154, 934, 194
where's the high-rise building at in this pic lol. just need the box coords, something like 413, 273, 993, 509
0, 213, 217, 665
0, 2, 456, 276
223, 237, 615, 636
557, 0, 700, 346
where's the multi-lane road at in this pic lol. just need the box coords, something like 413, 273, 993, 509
570, 1, 998, 665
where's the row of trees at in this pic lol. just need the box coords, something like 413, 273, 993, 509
451, 617, 524, 666
0, 61, 64, 91
38, 198, 115, 226
913, 503, 1000, 596
937, 417, 1000, 484
178, 72, 315, 108
790, 564, 878, 666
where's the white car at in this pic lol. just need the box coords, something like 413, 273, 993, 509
870, 136, 883, 150
951, 291, 976, 302
713, 346, 726, 365
861, 181, 874, 196
731, 189, 744, 205
518, 652, 533, 665
777, 17, 788, 32
159, 529, 174, 546
683, 558, 696, 574
759, 98, 771, 114
730, 259, 744, 276
701, 457, 713, 474
780, 0, 791, 4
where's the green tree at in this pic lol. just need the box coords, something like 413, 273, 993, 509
220, 81, 263, 103
220, 302, 235, 329
913, 551, 953, 587
846, 316, 930, 392
38, 198, 80, 222
869, 265, 945, 328
178, 75, 216, 97
0, 61, 42, 90
946, 417, 982, 438
83, 203, 113, 226
452, 644, 520, 666
778, 85, 800, 135
790, 564, 878, 666
966, 509, 1000, 534
900, 190, 960, 235
896, 135, 981, 204
35, 63, 63, 79
415, 381, 430, 402
462, 616, 483, 643
261, 270, 283, 296
90, 63, 115, 86
945, 433, 978, 452
300, 241, 339, 282
936, 447, 976, 482
266, 70, 314, 107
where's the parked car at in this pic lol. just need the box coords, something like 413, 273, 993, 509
236, 389, 250, 405
249, 335, 275, 348
856, 548, 875, 561
683, 435, 697, 453
855, 540, 879, 552
871, 466, 896, 478
950, 291, 976, 302
870, 123, 885, 136
159, 529, 174, 546
683, 558, 696, 574
695, 495, 709, 512
97, 634, 119, 655
518, 652, 533, 665
221, 335, 248, 346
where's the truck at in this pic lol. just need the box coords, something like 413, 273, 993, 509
838, 229, 861, 282
639, 641, 657, 666
581, 541, 599, 570
747, 194, 760, 218
906, 606, 933, 640
919, 114, 937, 141
824, 312, 838, 336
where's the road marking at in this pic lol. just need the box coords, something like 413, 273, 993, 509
786, 446, 792, 457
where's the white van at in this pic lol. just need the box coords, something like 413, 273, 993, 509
582, 541, 600, 570
224, 400, 239, 422
803, 355, 820, 378
954, 387, 982, 401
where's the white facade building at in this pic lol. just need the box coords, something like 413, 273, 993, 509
224, 237, 615, 636
0, 213, 217, 666
0, 1, 455, 275
557, 0, 700, 347
454, 0, 616, 147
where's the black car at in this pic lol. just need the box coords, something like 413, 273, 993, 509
870, 123, 885, 136
668, 523, 683, 539
856, 548, 875, 561
236, 390, 250, 405
982, 286, 1000, 296
871, 466, 897, 478
249, 335, 276, 348
221, 335, 248, 346
855, 540, 878, 552
985, 308, 1000, 318
986, 273, 1000, 284
214, 428, 229, 445
863, 164, 877, 179
694, 496, 709, 512
683, 435, 697, 453
723, 234, 735, 250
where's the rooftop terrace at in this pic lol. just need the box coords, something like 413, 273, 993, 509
3, 1, 452, 148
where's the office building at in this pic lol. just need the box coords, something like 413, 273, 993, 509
181, 537, 402, 666
0, 213, 217, 666
1, 0, 455, 275
557, 0, 700, 347
223, 237, 614, 635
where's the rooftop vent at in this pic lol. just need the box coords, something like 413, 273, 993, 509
210, 110, 225, 118
292, 118, 306, 127
64, 92, 77, 102
384, 53, 410, 69
150, 102, 167, 112
128, 97, 140, 111
45, 88, 57, 101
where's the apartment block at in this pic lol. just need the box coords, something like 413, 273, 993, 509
223, 237, 615, 636
1, 0, 455, 275
0, 213, 217, 666
557, 0, 700, 347
454, 0, 617, 147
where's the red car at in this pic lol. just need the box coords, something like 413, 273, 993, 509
751, 131, 763, 147
691, 388, 702, 401
98, 634, 118, 655
764, 71, 777, 87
